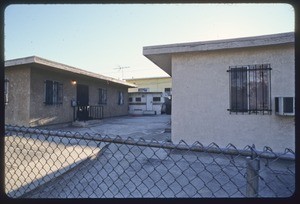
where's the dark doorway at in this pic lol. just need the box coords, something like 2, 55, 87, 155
76, 84, 89, 121
77, 84, 89, 106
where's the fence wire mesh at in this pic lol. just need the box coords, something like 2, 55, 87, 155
4, 125, 295, 198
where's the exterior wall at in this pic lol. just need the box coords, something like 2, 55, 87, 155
5, 66, 31, 126
172, 44, 295, 152
29, 67, 129, 126
3, 65, 130, 127
127, 77, 172, 93
129, 93, 164, 115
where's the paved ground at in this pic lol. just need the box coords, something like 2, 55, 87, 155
5, 114, 295, 198
54, 114, 172, 142
5, 115, 171, 197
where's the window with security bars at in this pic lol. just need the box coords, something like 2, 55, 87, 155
118, 91, 124, 105
227, 64, 271, 114
44, 80, 63, 105
4, 79, 9, 105
99, 88, 107, 104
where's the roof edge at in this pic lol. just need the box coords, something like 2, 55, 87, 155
5, 56, 136, 88
143, 32, 294, 55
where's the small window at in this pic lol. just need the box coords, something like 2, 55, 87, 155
99, 88, 107, 104
129, 97, 133, 102
228, 64, 271, 114
135, 97, 141, 102
153, 97, 161, 102
44, 80, 63, 105
165, 88, 172, 95
4, 79, 9, 105
118, 91, 124, 105
138, 88, 149, 92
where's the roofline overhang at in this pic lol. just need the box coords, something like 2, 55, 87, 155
5, 56, 136, 88
143, 32, 295, 76
125, 76, 171, 81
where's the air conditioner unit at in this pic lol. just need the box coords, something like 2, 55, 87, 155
275, 97, 295, 116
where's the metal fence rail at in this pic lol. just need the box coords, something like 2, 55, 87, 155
5, 125, 295, 198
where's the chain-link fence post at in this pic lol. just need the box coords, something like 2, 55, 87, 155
246, 156, 260, 197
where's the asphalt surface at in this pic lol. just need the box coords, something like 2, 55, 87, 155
5, 115, 295, 198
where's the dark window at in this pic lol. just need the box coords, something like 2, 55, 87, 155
153, 97, 161, 102
99, 88, 107, 104
135, 97, 141, 102
283, 97, 294, 113
228, 64, 271, 114
275, 97, 279, 113
129, 97, 133, 102
118, 91, 124, 105
44, 80, 63, 105
165, 88, 172, 95
4, 79, 9, 104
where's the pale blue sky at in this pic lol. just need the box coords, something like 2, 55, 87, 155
5, 4, 294, 79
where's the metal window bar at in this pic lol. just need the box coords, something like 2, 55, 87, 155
4, 125, 295, 198
227, 64, 272, 114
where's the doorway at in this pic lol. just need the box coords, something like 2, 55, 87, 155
76, 84, 89, 121
146, 94, 153, 111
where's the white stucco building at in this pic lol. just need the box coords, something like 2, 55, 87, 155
143, 32, 295, 152
128, 92, 165, 115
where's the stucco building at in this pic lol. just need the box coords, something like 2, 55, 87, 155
125, 77, 172, 115
126, 76, 172, 94
143, 32, 295, 152
5, 56, 135, 127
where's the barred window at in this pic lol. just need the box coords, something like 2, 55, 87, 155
99, 88, 107, 104
153, 97, 161, 102
118, 91, 124, 105
135, 97, 141, 102
164, 88, 172, 95
44, 80, 63, 105
4, 79, 9, 105
227, 64, 271, 114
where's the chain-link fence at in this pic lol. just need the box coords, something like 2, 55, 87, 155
4, 125, 295, 198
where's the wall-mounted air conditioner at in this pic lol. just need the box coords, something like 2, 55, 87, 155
275, 97, 295, 116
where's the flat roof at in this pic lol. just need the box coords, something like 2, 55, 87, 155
143, 32, 294, 76
5, 56, 136, 88
125, 76, 171, 81
129, 92, 162, 94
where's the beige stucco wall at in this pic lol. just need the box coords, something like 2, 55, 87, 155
5, 65, 129, 127
5, 66, 31, 126
171, 44, 295, 152
29, 67, 75, 126
127, 77, 172, 93
29, 67, 129, 126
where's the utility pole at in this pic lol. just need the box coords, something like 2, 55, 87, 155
114, 66, 130, 80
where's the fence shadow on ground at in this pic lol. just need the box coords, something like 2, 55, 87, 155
4, 125, 295, 198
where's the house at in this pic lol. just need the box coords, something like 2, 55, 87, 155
127, 91, 164, 115
143, 32, 295, 152
126, 76, 172, 95
125, 77, 172, 115
4, 56, 136, 127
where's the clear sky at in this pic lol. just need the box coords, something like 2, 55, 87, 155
4, 3, 294, 80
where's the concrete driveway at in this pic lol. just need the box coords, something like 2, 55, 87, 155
6, 115, 294, 198
5, 115, 171, 197
55, 114, 171, 141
